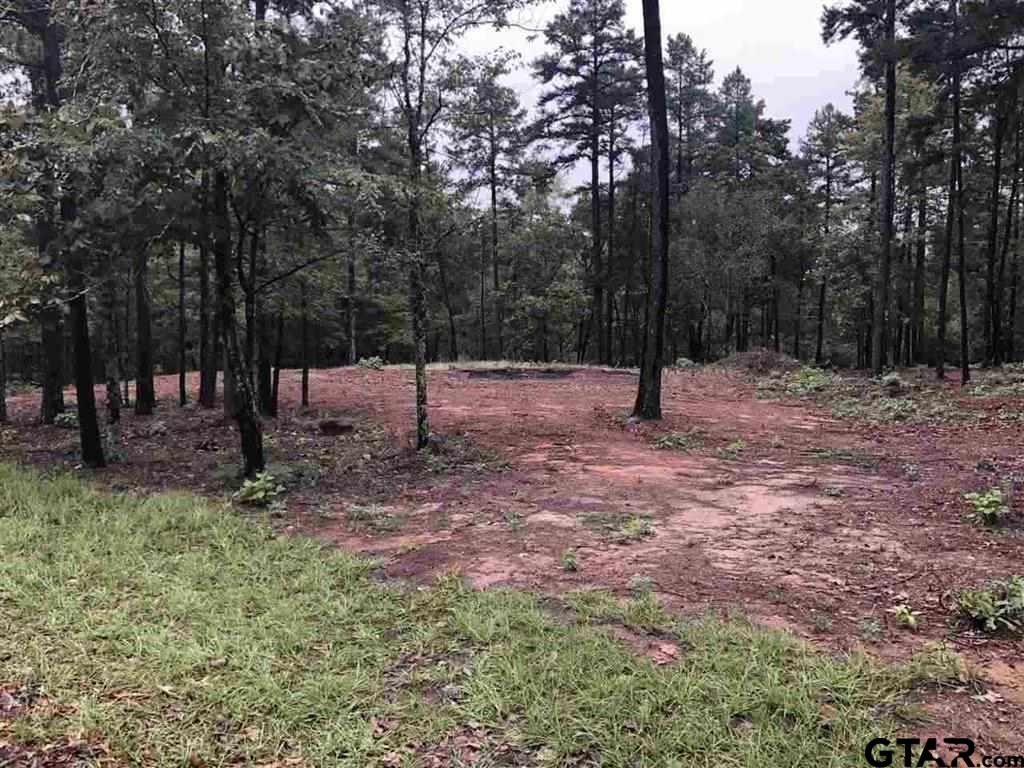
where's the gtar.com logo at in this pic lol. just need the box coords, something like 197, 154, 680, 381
865, 738, 1024, 768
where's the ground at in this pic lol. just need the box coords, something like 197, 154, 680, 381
2, 357, 1024, 758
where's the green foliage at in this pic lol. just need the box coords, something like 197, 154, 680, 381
53, 412, 78, 430
561, 548, 578, 572
618, 515, 655, 543
344, 504, 401, 533
963, 488, 1011, 527
673, 357, 701, 370
356, 356, 385, 370
956, 577, 1024, 633
888, 605, 920, 631
653, 429, 706, 451
717, 440, 747, 460
233, 472, 283, 507
785, 367, 832, 396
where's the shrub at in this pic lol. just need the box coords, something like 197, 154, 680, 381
561, 549, 578, 572
785, 367, 832, 397
674, 357, 700, 371
233, 472, 283, 507
53, 412, 79, 429
964, 488, 1011, 527
956, 577, 1024, 633
653, 429, 705, 451
357, 356, 385, 370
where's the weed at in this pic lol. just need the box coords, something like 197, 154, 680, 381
888, 605, 920, 631
53, 412, 78, 429
502, 509, 524, 531
561, 549, 578, 572
785, 367, 833, 397
345, 503, 401, 533
902, 463, 921, 481
811, 614, 833, 633
822, 487, 845, 498
357, 356, 385, 370
674, 357, 701, 371
956, 577, 1024, 633
963, 488, 1011, 527
717, 440, 747, 460
857, 618, 884, 642
618, 515, 655, 543
628, 574, 654, 596
233, 472, 283, 507
653, 429, 705, 452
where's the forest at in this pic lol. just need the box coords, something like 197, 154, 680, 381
2, 0, 1024, 763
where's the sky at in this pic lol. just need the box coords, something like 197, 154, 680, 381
462, 0, 864, 154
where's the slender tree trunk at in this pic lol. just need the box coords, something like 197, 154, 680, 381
996, 117, 1021, 365
938, 0, 961, 380
489, 144, 503, 360
62, 197, 105, 467
606, 123, 617, 364
178, 242, 188, 406
300, 280, 310, 409
634, 0, 670, 420
135, 245, 155, 415
872, 0, 897, 376
984, 104, 1007, 365
270, 311, 284, 417
0, 327, 7, 424
407, 129, 430, 448
212, 170, 263, 476
913, 194, 928, 364
198, 242, 217, 407
957, 125, 970, 384
103, 259, 122, 428
348, 246, 357, 365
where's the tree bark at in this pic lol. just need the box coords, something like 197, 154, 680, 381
212, 170, 263, 476
913, 194, 928, 364
198, 242, 217, 407
300, 279, 310, 409
984, 103, 1007, 365
134, 245, 155, 415
634, 0, 670, 420
0, 327, 7, 424
63, 197, 105, 468
872, 0, 896, 376
937, 0, 961, 380
178, 242, 188, 407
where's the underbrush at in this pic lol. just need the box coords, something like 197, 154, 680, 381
0, 464, 951, 767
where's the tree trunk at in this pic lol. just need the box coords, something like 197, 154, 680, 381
348, 247, 358, 365
913, 194, 928, 364
103, 259, 122, 428
198, 242, 217, 407
957, 121, 971, 385
135, 245, 155, 415
178, 242, 188, 406
270, 311, 284, 417
871, 0, 896, 376
62, 198, 105, 467
212, 170, 263, 476
995, 117, 1021, 365
984, 104, 1007, 365
634, 0, 670, 420
300, 280, 310, 409
937, 0, 961, 380
489, 143, 503, 360
0, 327, 7, 424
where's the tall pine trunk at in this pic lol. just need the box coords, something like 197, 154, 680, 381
634, 0, 670, 420
872, 0, 896, 376
178, 242, 188, 407
198, 242, 217, 407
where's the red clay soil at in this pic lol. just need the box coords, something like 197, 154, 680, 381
3, 365, 1024, 751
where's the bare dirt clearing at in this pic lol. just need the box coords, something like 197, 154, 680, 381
3, 364, 1024, 749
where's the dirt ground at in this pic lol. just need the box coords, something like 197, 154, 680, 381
3, 363, 1024, 752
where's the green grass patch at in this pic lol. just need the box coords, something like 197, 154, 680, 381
0, 464, 948, 766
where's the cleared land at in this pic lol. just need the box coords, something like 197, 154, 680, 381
2, 358, 1024, 760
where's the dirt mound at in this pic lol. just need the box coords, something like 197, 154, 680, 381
714, 349, 802, 374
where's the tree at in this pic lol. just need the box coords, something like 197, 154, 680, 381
634, 0, 670, 419
534, 0, 642, 365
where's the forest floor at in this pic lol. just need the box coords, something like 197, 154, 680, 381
3, 357, 1024, 756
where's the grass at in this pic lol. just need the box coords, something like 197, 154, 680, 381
0, 464, 948, 766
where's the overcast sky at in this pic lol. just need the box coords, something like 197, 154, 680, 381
462, 0, 864, 152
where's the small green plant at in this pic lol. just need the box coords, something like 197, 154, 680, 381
357, 356, 385, 370
561, 549, 578, 572
811, 614, 833, 633
344, 503, 401, 533
963, 488, 1011, 527
674, 357, 700, 371
856, 617, 884, 642
955, 577, 1024, 633
880, 372, 906, 394
53, 412, 78, 429
618, 515, 654, 543
233, 472, 283, 507
653, 429, 705, 451
888, 604, 920, 631
785, 366, 832, 397
628, 574, 654, 596
717, 440, 746, 460
503, 509, 524, 531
